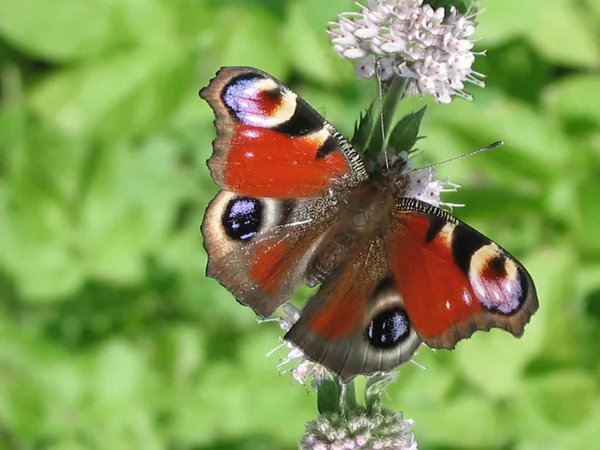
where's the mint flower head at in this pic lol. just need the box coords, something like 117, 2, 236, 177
300, 373, 418, 449
328, 0, 484, 103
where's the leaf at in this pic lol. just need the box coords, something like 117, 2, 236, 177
29, 44, 195, 140
416, 395, 501, 448
0, 160, 86, 300
0, 0, 176, 61
0, 0, 114, 61
528, 371, 596, 427
163, 0, 214, 39
520, 247, 581, 364
583, 0, 600, 22
81, 138, 185, 284
284, 0, 352, 85
545, 74, 600, 129
481, 0, 600, 67
388, 106, 427, 154
351, 99, 379, 152
453, 329, 539, 400
215, 6, 289, 77
506, 379, 600, 447
88, 339, 148, 406
317, 378, 342, 415
576, 175, 600, 255
425, 96, 570, 183
364, 372, 399, 413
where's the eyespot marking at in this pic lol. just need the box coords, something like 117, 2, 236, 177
469, 244, 524, 315
222, 74, 296, 128
222, 197, 262, 241
365, 308, 411, 349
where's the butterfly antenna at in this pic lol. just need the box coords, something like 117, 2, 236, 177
406, 141, 504, 174
375, 61, 391, 170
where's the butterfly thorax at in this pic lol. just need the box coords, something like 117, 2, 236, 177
304, 176, 395, 288
340, 175, 397, 239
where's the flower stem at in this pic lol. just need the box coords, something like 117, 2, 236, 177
366, 74, 409, 157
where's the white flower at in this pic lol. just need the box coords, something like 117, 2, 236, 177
301, 410, 418, 450
328, 0, 485, 103
397, 150, 464, 210
266, 303, 328, 387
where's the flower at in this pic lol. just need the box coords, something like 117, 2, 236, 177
300, 406, 418, 449
328, 0, 484, 103
266, 303, 329, 388
399, 151, 464, 210
298, 372, 418, 449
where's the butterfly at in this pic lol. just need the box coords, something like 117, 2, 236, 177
200, 66, 538, 381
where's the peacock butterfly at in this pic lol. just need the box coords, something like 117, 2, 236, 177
200, 67, 538, 381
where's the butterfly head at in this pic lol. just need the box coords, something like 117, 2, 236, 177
364, 150, 419, 200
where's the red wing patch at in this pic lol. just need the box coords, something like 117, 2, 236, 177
249, 239, 293, 293
306, 268, 368, 340
391, 215, 483, 342
224, 124, 349, 198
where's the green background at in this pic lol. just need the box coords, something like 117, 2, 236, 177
0, 0, 599, 448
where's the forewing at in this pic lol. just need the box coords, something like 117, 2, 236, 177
200, 66, 367, 198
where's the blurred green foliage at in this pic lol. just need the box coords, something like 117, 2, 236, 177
0, 0, 599, 448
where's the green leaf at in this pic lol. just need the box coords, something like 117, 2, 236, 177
521, 247, 581, 364
318, 377, 342, 415
88, 339, 148, 406
453, 328, 540, 400
425, 96, 570, 183
0, 0, 114, 61
389, 362, 455, 408
81, 138, 185, 284
0, 0, 177, 61
576, 175, 600, 255
416, 394, 501, 448
364, 372, 399, 413
284, 0, 352, 85
351, 99, 379, 152
29, 45, 195, 140
215, 6, 289, 77
527, 371, 596, 427
583, 0, 600, 22
163, 0, 214, 39
388, 106, 427, 154
481, 0, 600, 67
0, 134, 87, 300
545, 74, 600, 129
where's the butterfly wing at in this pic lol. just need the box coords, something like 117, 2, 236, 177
285, 237, 421, 381
201, 67, 368, 317
203, 191, 342, 317
200, 66, 367, 198
390, 198, 538, 349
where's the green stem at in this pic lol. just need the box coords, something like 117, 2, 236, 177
366, 74, 409, 157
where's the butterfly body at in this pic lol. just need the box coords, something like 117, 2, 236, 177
200, 67, 538, 380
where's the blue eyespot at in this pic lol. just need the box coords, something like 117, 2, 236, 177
222, 197, 262, 241
366, 309, 410, 348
